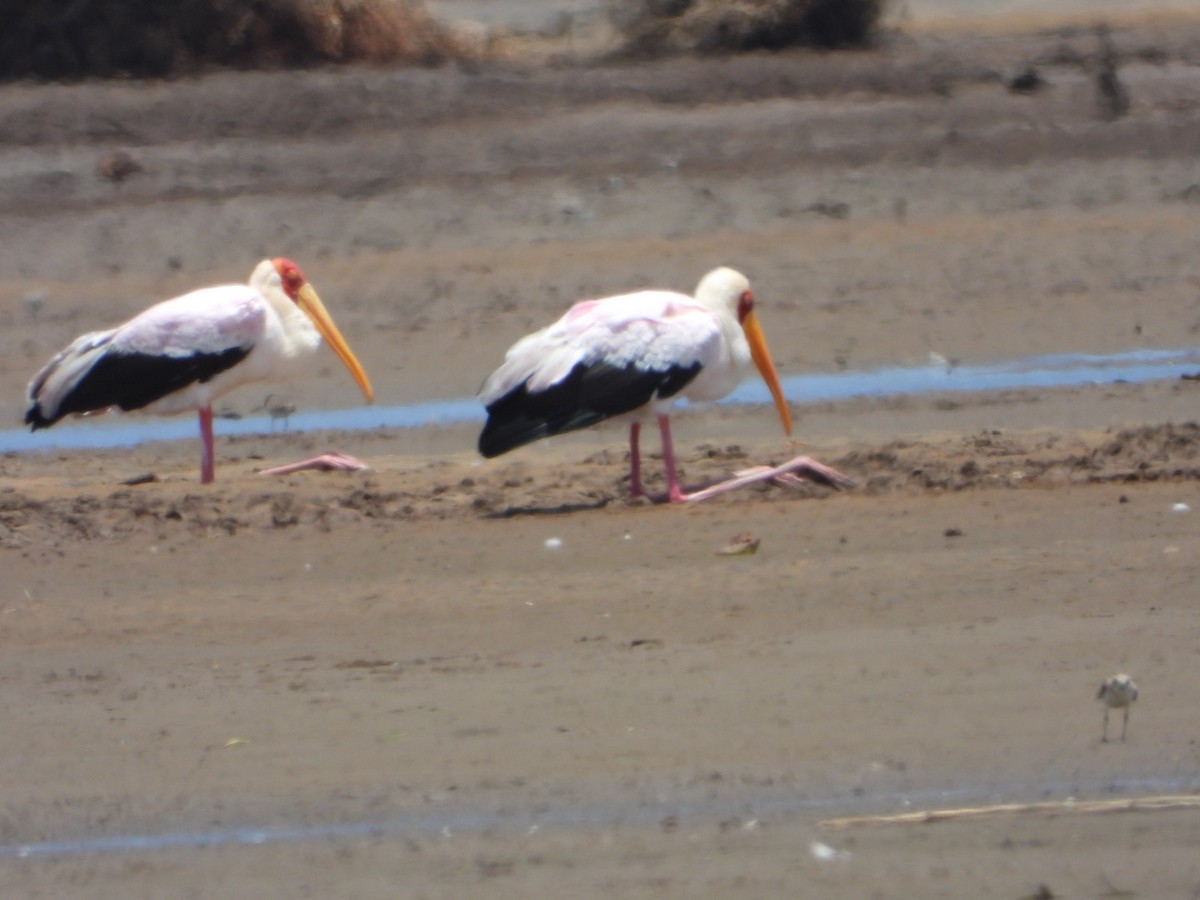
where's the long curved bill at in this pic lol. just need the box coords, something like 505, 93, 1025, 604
296, 283, 375, 403
742, 309, 792, 436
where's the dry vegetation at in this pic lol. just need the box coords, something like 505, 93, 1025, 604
2, 0, 887, 80
0, 0, 463, 80
607, 0, 885, 56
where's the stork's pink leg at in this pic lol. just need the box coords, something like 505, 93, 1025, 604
198, 405, 215, 484
657, 414, 687, 503
629, 422, 646, 498
637, 415, 853, 504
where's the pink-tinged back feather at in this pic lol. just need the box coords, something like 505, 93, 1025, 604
479, 290, 723, 405
110, 286, 266, 358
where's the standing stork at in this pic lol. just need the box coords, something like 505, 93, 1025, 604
478, 267, 851, 502
25, 258, 374, 484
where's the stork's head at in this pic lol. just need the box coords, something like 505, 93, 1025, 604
269, 258, 374, 403
274, 258, 307, 301
696, 267, 792, 437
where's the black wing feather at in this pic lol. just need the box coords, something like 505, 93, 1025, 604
478, 360, 702, 458
25, 347, 251, 430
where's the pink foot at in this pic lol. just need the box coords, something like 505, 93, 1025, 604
258, 451, 371, 476
682, 455, 855, 503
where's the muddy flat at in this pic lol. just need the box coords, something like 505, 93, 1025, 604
2, 9, 1200, 897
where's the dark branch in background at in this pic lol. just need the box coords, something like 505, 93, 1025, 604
1095, 23, 1130, 121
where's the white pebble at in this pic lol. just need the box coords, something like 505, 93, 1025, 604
1172, 502, 1190, 513
809, 841, 851, 862
544, 538, 563, 549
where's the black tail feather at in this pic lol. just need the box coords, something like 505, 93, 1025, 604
478, 360, 701, 458
24, 404, 52, 431
25, 346, 251, 432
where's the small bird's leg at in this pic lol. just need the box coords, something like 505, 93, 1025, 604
199, 405, 215, 484
1101, 707, 1110, 743
1121, 706, 1130, 742
657, 414, 687, 503
628, 422, 646, 498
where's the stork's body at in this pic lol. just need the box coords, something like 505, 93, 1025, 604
25, 258, 373, 483
478, 267, 850, 502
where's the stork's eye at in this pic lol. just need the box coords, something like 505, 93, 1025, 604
280, 267, 304, 297
736, 290, 754, 323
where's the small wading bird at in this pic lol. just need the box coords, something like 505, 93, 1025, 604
1098, 673, 1138, 742
260, 394, 298, 432
25, 258, 374, 483
477, 267, 851, 502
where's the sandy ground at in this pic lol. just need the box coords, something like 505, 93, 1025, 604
2, 9, 1200, 898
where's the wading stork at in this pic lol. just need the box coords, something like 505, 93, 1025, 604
25, 258, 374, 483
478, 267, 851, 502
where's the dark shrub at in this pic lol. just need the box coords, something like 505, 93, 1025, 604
609, 0, 886, 56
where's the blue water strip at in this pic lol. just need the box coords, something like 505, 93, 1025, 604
1, 772, 1197, 860
2, 347, 1197, 454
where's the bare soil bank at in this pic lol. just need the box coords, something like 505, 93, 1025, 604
1, 14, 1200, 898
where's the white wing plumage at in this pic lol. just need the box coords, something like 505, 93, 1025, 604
480, 290, 722, 404
25, 327, 120, 411
107, 286, 267, 357
26, 285, 268, 425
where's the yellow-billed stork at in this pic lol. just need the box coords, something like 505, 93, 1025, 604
25, 258, 374, 484
478, 267, 851, 502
